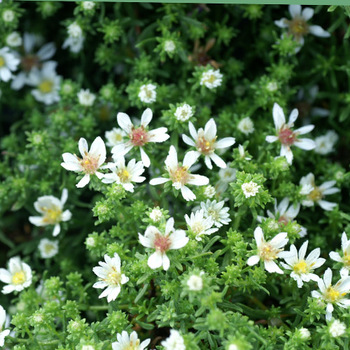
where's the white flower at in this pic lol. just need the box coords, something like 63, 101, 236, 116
27, 61, 61, 105
164, 40, 176, 52
161, 330, 186, 350
330, 232, 350, 278
29, 188, 72, 237
238, 144, 251, 161
187, 274, 203, 291
228, 345, 238, 350
174, 104, 193, 122
247, 227, 289, 274
0, 306, 10, 346
112, 331, 150, 350
82, 1, 95, 10
11, 33, 56, 90
77, 89, 96, 106
216, 164, 237, 195
237, 117, 254, 135
138, 83, 157, 103
68, 22, 83, 38
266, 81, 278, 92
102, 157, 146, 192
200, 199, 231, 228
204, 185, 216, 198
112, 108, 169, 167
258, 198, 307, 237
241, 181, 260, 198
329, 319, 346, 337
314, 130, 338, 155
185, 209, 218, 241
182, 119, 235, 169
299, 173, 339, 211
82, 346, 95, 350
61, 137, 106, 188
311, 268, 350, 321
2, 10, 15, 22
63, 22, 84, 53
92, 253, 129, 302
150, 146, 209, 201
0, 257, 32, 294
105, 128, 126, 148
139, 218, 189, 271
6, 32, 22, 47
281, 241, 325, 287
200, 69, 223, 89
266, 103, 315, 164
38, 238, 59, 259
149, 208, 163, 222
298, 328, 310, 340
275, 5, 330, 52
0, 47, 20, 82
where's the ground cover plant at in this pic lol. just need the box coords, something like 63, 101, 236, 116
1, 1, 350, 349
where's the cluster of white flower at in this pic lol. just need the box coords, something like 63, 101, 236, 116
63, 22, 85, 53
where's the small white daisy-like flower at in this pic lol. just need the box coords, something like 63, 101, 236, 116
63, 22, 84, 53
27, 61, 61, 105
258, 198, 307, 237
0, 306, 10, 346
150, 146, 209, 201
329, 319, 346, 338
38, 238, 59, 259
11, 33, 56, 90
174, 103, 193, 122
29, 188, 72, 237
138, 83, 157, 104
164, 40, 176, 53
204, 185, 216, 199
149, 208, 163, 222
185, 209, 218, 241
139, 218, 189, 271
187, 274, 204, 291
237, 117, 254, 135
330, 232, 350, 278
200, 199, 231, 228
247, 227, 289, 274
102, 157, 146, 192
112, 331, 150, 350
0, 46, 20, 82
105, 128, 126, 148
77, 89, 96, 107
311, 268, 350, 321
68, 22, 83, 38
299, 173, 340, 211
0, 257, 32, 294
112, 108, 169, 167
92, 253, 129, 303
6, 32, 22, 47
2, 10, 15, 23
266, 81, 278, 92
241, 181, 260, 198
82, 1, 95, 10
266, 103, 315, 164
298, 328, 311, 340
61, 136, 107, 188
182, 118, 235, 169
200, 69, 223, 89
161, 329, 186, 350
275, 5, 330, 52
216, 164, 237, 195
281, 240, 325, 288
314, 130, 338, 155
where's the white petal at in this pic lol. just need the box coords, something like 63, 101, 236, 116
148, 251, 163, 269
294, 125, 314, 135
188, 122, 198, 140
322, 188, 340, 195
76, 174, 90, 188
277, 197, 289, 216
324, 268, 332, 287
288, 109, 299, 126
280, 145, 293, 164
272, 103, 286, 130
90, 136, 106, 165
254, 227, 264, 248
319, 181, 337, 191
165, 146, 178, 170
318, 200, 337, 211
266, 135, 278, 143
52, 224, 61, 237
162, 254, 170, 271
182, 134, 196, 147
329, 251, 342, 262
247, 255, 259, 266
78, 138, 89, 157
309, 25, 330, 38
140, 148, 150, 168
187, 174, 209, 186
117, 112, 133, 133
204, 119, 217, 140
289, 4, 302, 18
215, 137, 235, 149
148, 127, 169, 142
302, 7, 314, 21
180, 186, 196, 201
210, 153, 226, 168
183, 151, 200, 169
299, 241, 308, 260
141, 108, 152, 127
264, 260, 283, 274
275, 18, 288, 28
150, 177, 170, 185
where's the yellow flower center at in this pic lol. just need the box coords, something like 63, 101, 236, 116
288, 17, 309, 38
118, 169, 131, 183
259, 242, 280, 261
293, 260, 309, 274
171, 166, 189, 185
12, 271, 26, 285
308, 187, 323, 202
105, 268, 121, 286
42, 207, 62, 224
125, 340, 140, 350
196, 135, 216, 155
0, 56, 5, 67
343, 253, 350, 267
39, 80, 54, 94
191, 222, 204, 234
325, 286, 341, 302
80, 154, 99, 174
44, 243, 55, 255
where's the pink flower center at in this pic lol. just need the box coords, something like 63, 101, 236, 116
288, 17, 309, 39
196, 136, 216, 155
278, 128, 296, 146
80, 154, 99, 174
170, 166, 189, 185
278, 215, 289, 225
131, 127, 149, 147
154, 233, 171, 253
